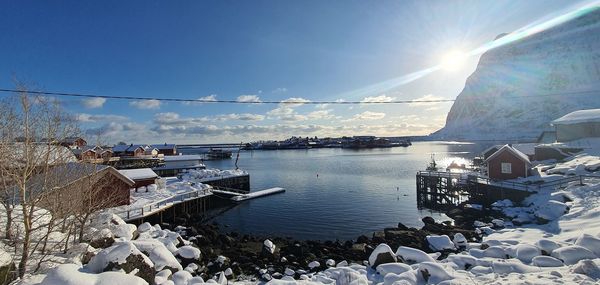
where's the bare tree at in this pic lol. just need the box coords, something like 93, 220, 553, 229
0, 84, 80, 277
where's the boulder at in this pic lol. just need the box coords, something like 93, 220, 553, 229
551, 245, 596, 265
87, 241, 155, 284
368, 244, 397, 268
0, 249, 15, 285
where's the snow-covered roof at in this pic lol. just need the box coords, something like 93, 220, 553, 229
118, 168, 159, 180
551, 109, 600, 125
484, 144, 531, 165
163, 155, 203, 162
151, 143, 177, 150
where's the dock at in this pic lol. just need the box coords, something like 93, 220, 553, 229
230, 187, 285, 202
416, 171, 597, 210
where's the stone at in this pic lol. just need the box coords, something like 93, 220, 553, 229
368, 244, 397, 268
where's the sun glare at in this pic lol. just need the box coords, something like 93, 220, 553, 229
440, 50, 467, 71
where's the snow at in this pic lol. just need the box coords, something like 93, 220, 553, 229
395, 246, 435, 264
87, 241, 154, 273
263, 239, 276, 254
532, 256, 564, 267
171, 270, 193, 285
308, 261, 320, 269
40, 264, 147, 285
551, 245, 596, 265
552, 108, 600, 125
181, 169, 248, 183
426, 235, 455, 251
0, 248, 12, 267
132, 240, 182, 272
368, 244, 396, 267
177, 245, 201, 260
375, 263, 411, 276
118, 168, 158, 180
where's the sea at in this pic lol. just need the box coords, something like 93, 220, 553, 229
182, 141, 489, 241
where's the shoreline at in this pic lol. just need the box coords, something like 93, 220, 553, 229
170, 206, 494, 281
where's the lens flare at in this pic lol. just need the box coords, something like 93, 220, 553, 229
441, 50, 468, 71
338, 0, 600, 99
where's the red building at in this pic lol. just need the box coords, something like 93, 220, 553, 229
484, 144, 531, 180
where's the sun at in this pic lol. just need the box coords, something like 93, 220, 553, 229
440, 50, 467, 71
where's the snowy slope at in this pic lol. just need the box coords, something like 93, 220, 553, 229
433, 8, 600, 141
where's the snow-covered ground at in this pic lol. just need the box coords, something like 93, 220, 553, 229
9, 155, 600, 284
181, 169, 248, 183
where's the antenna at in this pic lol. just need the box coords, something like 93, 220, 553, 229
235, 142, 242, 170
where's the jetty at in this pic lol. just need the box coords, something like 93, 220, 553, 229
230, 187, 285, 202
416, 170, 595, 210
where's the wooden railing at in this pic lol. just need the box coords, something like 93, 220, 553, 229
114, 188, 212, 220
417, 171, 600, 192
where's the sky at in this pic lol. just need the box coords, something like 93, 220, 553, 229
0, 0, 586, 144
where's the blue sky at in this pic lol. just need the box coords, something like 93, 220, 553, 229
0, 0, 582, 144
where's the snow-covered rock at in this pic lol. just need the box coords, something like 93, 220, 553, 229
417, 262, 452, 284
263, 239, 276, 254
531, 256, 564, 267
515, 244, 542, 263
172, 270, 193, 285
571, 259, 600, 279
40, 264, 147, 285
535, 239, 561, 255
551, 245, 596, 265
308, 261, 320, 269
574, 233, 600, 257
535, 200, 569, 221
396, 246, 435, 264
426, 235, 456, 252
368, 244, 397, 268
375, 263, 412, 276
176, 245, 201, 260
132, 239, 182, 272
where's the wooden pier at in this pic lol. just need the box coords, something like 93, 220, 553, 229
416, 171, 597, 210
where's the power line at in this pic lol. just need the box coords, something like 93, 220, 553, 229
0, 88, 598, 105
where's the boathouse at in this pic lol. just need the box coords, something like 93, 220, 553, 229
484, 144, 531, 180
118, 168, 159, 189
36, 163, 134, 214
152, 143, 178, 156
552, 109, 600, 142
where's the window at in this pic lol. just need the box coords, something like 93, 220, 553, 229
501, 163, 512, 174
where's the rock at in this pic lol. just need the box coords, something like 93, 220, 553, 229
372, 231, 386, 243
262, 239, 276, 257
172, 270, 193, 285
87, 242, 155, 284
552, 245, 596, 265
89, 229, 115, 249
422, 217, 436, 225
515, 244, 542, 263
532, 256, 564, 267
418, 262, 452, 284
453, 233, 467, 249
536, 239, 561, 255
137, 222, 153, 233
426, 235, 455, 252
352, 243, 367, 253
574, 234, 600, 257
368, 244, 397, 268
356, 235, 369, 244
572, 259, 600, 278
326, 259, 335, 267
397, 223, 409, 230
396, 246, 435, 264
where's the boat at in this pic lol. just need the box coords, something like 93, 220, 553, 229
206, 148, 232, 160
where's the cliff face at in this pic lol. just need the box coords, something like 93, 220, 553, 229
434, 9, 600, 141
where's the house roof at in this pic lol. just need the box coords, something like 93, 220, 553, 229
151, 143, 177, 150
483, 144, 531, 165
27, 162, 134, 191
118, 168, 158, 180
552, 109, 600, 125
112, 144, 146, 153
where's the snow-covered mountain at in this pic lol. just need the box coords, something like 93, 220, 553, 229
433, 9, 600, 141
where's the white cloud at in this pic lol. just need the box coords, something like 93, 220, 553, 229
361, 95, 396, 103
307, 109, 336, 120
236, 95, 262, 103
129, 99, 161, 109
315, 104, 329, 109
182, 94, 218, 105
216, 113, 265, 121
266, 106, 307, 121
344, 111, 386, 122
281, 97, 311, 107
409, 94, 449, 106
82, 98, 106, 108
76, 113, 128, 122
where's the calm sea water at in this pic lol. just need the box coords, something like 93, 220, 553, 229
183, 141, 486, 241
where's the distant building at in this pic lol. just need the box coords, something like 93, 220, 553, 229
60, 137, 87, 148
484, 144, 531, 180
551, 109, 600, 142
118, 168, 158, 189
72, 145, 113, 160
112, 144, 146, 157
152, 155, 206, 177
151, 143, 178, 156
